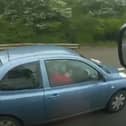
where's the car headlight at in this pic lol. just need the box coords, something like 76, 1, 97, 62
119, 72, 126, 78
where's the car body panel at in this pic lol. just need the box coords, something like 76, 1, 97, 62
45, 81, 108, 120
0, 46, 125, 125
44, 78, 126, 122
0, 89, 46, 125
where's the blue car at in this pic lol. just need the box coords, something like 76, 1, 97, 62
0, 45, 126, 126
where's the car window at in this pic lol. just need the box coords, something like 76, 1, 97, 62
0, 62, 41, 90
45, 60, 101, 87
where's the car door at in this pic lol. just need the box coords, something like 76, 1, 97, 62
0, 61, 46, 125
44, 59, 111, 121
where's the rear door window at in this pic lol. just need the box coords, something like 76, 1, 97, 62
0, 62, 42, 90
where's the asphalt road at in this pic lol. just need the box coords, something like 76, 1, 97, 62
78, 46, 121, 68
45, 46, 126, 126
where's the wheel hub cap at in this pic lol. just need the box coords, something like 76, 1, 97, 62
112, 94, 126, 110
0, 120, 16, 126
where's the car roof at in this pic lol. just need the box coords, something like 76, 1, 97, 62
0, 45, 79, 64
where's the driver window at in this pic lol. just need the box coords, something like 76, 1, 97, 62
46, 60, 100, 87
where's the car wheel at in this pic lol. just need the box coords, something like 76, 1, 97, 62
107, 90, 126, 112
0, 116, 21, 126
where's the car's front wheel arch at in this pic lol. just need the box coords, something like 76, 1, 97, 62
106, 88, 126, 112
0, 115, 24, 126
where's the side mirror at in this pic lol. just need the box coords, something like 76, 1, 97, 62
118, 24, 126, 68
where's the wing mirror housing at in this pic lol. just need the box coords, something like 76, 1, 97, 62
118, 24, 126, 68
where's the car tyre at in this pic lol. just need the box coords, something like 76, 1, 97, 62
107, 90, 126, 113
0, 116, 21, 126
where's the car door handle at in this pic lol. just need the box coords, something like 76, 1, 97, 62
48, 93, 60, 99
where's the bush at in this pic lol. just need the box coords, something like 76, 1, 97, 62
94, 18, 126, 41
0, 12, 125, 44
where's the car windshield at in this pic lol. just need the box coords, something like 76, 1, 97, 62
0, 59, 3, 67
80, 55, 117, 74
0, 0, 126, 126
92, 61, 118, 73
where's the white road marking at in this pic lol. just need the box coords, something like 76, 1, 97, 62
90, 58, 101, 64
90, 58, 125, 72
118, 67, 125, 71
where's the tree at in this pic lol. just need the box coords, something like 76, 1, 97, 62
1, 0, 72, 32
79, 0, 126, 17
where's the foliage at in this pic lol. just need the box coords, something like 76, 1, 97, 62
0, 0, 125, 43
1, 0, 72, 32
79, 0, 126, 17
